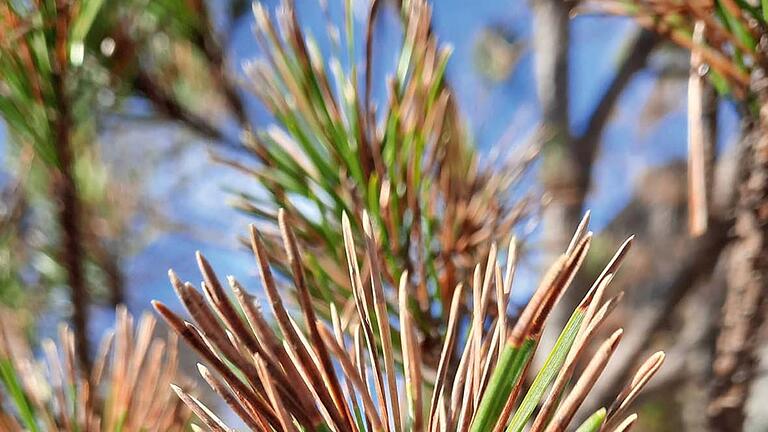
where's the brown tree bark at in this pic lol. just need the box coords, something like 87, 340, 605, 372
709, 121, 768, 430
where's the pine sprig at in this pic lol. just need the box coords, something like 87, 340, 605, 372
157, 210, 664, 431
222, 0, 535, 339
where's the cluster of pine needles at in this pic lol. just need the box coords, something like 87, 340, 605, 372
153, 209, 664, 432
222, 0, 534, 337
0, 306, 191, 431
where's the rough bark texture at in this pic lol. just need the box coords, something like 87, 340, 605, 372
709, 122, 768, 430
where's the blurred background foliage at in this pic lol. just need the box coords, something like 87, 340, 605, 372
1, 0, 768, 430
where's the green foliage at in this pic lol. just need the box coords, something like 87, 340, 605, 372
472, 340, 536, 432
0, 357, 40, 432
506, 307, 586, 432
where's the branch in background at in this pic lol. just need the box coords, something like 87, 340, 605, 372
574, 30, 659, 203
133, 71, 245, 153
103, 251, 124, 307
533, 0, 572, 225
679, 255, 724, 430
188, 0, 250, 128
535, 17, 658, 256
107, 2, 252, 154
143, 0, 255, 155
589, 96, 735, 414
87, 237, 125, 307
51, 2, 91, 371
531, 5, 580, 340
532, 0, 570, 135
587, 218, 730, 410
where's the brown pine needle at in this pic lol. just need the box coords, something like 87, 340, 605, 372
1, 305, 193, 432
154, 301, 281, 429
171, 384, 231, 432
544, 329, 625, 432
495, 263, 507, 354
399, 271, 424, 431
530, 283, 620, 432
279, 210, 353, 429
428, 282, 466, 431
606, 351, 666, 426
255, 356, 300, 432
450, 330, 473, 417
197, 363, 267, 430
503, 236, 518, 295
508, 254, 567, 346
687, 20, 709, 236
197, 252, 261, 355
566, 210, 591, 255
363, 211, 402, 432
330, 304, 360, 414
588, 236, 634, 296
342, 211, 391, 429
318, 325, 386, 431
250, 224, 342, 425
611, 413, 639, 432
228, 276, 316, 417
472, 264, 484, 409
281, 337, 343, 431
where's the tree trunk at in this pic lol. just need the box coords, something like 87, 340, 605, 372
530, 0, 588, 365
532, 0, 581, 260
709, 120, 768, 430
